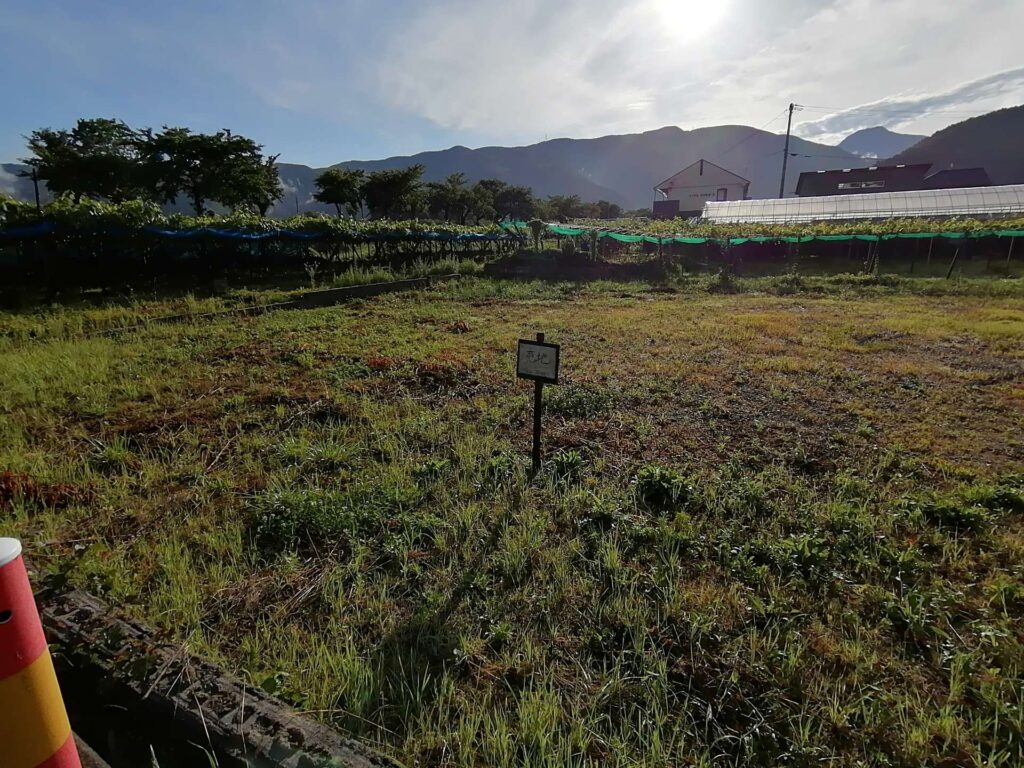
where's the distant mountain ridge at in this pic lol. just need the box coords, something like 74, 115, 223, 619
276, 125, 864, 216
7, 108, 1022, 218
838, 126, 926, 159
886, 105, 1024, 185
3, 125, 864, 217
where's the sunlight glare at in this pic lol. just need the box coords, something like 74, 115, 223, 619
653, 0, 731, 40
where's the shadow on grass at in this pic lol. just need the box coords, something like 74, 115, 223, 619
350, 502, 520, 744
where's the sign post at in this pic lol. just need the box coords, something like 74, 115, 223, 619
516, 333, 560, 473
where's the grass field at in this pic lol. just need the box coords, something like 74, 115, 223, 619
2, 276, 1023, 767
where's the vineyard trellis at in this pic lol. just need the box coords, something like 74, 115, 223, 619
2, 196, 1022, 301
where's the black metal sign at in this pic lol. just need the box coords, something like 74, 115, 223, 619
517, 333, 560, 472
516, 338, 560, 384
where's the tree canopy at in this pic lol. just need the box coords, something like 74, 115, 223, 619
313, 168, 365, 217
24, 118, 148, 203
362, 165, 425, 219
142, 127, 281, 215
23, 119, 281, 216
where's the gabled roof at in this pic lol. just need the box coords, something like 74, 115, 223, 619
655, 159, 750, 192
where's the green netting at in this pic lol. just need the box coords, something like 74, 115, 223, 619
601, 232, 645, 243
542, 223, 1023, 246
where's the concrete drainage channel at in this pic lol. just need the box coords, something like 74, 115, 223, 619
39, 587, 401, 768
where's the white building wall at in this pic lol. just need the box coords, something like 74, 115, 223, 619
656, 161, 750, 210
665, 182, 748, 208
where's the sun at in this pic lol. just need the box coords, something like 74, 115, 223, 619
652, 0, 731, 40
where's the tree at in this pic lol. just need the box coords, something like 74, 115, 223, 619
543, 194, 584, 221
313, 168, 365, 217
363, 165, 424, 219
425, 173, 471, 222
466, 181, 498, 223
140, 127, 280, 215
596, 200, 622, 219
221, 153, 283, 216
24, 118, 148, 202
493, 185, 536, 221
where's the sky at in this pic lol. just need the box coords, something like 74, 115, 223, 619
2, 0, 1023, 167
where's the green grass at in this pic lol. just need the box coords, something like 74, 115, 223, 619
2, 277, 1023, 767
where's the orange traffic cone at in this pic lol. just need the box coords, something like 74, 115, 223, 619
0, 538, 82, 768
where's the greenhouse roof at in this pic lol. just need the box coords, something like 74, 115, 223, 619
703, 185, 1024, 224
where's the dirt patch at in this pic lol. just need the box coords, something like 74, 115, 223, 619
0, 470, 94, 510
853, 330, 911, 344
921, 335, 1024, 382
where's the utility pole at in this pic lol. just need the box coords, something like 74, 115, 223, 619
778, 102, 795, 199
16, 164, 42, 211
30, 167, 41, 212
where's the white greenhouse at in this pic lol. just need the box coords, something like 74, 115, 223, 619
702, 185, 1024, 224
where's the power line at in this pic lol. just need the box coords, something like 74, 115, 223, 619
710, 106, 793, 163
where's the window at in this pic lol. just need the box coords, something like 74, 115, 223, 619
838, 180, 885, 190
716, 187, 728, 201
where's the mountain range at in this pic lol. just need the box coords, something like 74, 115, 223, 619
887, 105, 1024, 185
277, 126, 863, 214
4, 106, 1023, 216
837, 127, 925, 159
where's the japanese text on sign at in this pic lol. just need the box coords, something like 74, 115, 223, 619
517, 340, 560, 383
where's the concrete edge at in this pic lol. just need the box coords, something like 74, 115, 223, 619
40, 587, 402, 768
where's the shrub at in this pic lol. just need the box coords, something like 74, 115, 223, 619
575, 492, 623, 531
413, 458, 451, 482
480, 452, 518, 487
919, 501, 990, 532
250, 487, 390, 555
879, 588, 951, 650
771, 273, 807, 295
550, 449, 584, 483
964, 482, 1024, 514
633, 465, 692, 512
706, 267, 739, 294
546, 382, 616, 419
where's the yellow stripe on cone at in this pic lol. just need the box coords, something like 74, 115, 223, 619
0, 648, 73, 768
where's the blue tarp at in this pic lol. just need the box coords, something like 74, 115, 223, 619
0, 222, 518, 242
0, 222, 57, 239
2, 219, 1020, 244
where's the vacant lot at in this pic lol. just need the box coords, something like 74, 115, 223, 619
2, 277, 1023, 767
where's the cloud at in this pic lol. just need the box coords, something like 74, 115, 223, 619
369, 0, 1024, 148
4, 0, 1023, 164
374, 0, 739, 141
795, 66, 1024, 143
0, 166, 20, 195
